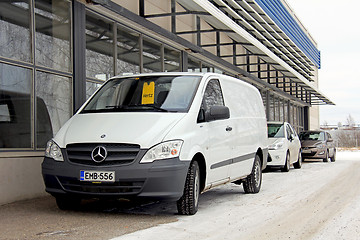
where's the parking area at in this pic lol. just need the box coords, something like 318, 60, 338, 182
0, 196, 177, 240
1, 151, 360, 240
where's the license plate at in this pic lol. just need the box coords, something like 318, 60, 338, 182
302, 149, 311, 154
80, 170, 115, 182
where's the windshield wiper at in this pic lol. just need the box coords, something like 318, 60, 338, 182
126, 104, 169, 112
105, 105, 124, 109
149, 105, 169, 112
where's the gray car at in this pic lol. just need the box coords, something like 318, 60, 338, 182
299, 131, 336, 162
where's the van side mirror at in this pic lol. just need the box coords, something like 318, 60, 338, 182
207, 106, 230, 121
328, 138, 333, 142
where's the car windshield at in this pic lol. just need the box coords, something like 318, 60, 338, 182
82, 75, 201, 113
299, 132, 325, 141
267, 124, 285, 138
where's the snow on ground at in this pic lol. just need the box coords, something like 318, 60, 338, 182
111, 150, 360, 240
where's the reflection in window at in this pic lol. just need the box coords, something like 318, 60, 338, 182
202, 79, 224, 117
0, 0, 31, 62
35, 0, 72, 72
188, 57, 201, 72
36, 71, 71, 148
0, 63, 32, 148
117, 25, 140, 75
164, 47, 180, 72
86, 80, 103, 100
201, 63, 214, 73
143, 37, 161, 72
86, 11, 114, 80
269, 94, 275, 121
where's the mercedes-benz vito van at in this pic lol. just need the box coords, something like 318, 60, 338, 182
42, 72, 268, 215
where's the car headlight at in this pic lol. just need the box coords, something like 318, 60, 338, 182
140, 140, 183, 163
269, 141, 284, 150
45, 140, 64, 162
316, 143, 326, 149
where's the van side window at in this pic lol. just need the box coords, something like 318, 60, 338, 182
198, 79, 224, 122
0, 103, 11, 122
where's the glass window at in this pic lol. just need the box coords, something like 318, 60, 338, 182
117, 25, 140, 75
201, 63, 214, 73
279, 99, 284, 122
36, 71, 71, 148
0, 1, 31, 62
143, 37, 161, 72
35, 0, 72, 72
269, 94, 274, 121
201, 79, 224, 116
267, 123, 285, 138
86, 80, 103, 100
0, 63, 32, 148
299, 131, 325, 141
188, 57, 201, 72
164, 47, 180, 72
82, 75, 201, 113
86, 11, 114, 80
0, 104, 11, 122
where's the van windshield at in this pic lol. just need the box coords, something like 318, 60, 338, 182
81, 75, 201, 113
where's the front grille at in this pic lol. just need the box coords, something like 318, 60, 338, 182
302, 152, 317, 156
58, 176, 144, 194
66, 143, 140, 166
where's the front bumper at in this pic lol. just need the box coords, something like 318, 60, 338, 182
301, 147, 326, 159
42, 150, 190, 201
267, 149, 286, 166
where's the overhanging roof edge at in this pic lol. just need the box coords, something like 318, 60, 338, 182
190, 0, 331, 103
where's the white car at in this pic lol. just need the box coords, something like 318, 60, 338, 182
267, 122, 302, 171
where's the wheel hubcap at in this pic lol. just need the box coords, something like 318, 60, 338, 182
254, 161, 261, 187
194, 168, 200, 206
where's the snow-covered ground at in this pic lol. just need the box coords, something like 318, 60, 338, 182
111, 150, 360, 240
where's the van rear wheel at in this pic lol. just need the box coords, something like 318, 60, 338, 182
177, 161, 200, 215
243, 155, 262, 194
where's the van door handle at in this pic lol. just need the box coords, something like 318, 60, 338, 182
226, 126, 233, 132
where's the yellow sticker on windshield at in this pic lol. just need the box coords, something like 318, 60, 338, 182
141, 82, 155, 104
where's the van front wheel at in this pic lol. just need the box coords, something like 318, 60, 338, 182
243, 155, 262, 194
177, 161, 200, 215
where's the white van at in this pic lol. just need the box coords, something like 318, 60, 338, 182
42, 72, 268, 215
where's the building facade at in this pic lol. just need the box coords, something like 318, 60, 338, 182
0, 0, 333, 205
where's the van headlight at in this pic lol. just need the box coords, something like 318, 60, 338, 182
140, 140, 183, 163
269, 141, 284, 150
45, 140, 64, 162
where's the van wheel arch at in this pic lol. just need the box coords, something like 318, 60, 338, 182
192, 153, 206, 193
256, 148, 264, 169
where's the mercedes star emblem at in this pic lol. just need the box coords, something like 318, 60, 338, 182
91, 146, 108, 163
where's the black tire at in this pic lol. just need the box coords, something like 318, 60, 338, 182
177, 161, 200, 215
293, 151, 302, 169
323, 150, 329, 162
281, 152, 290, 172
330, 150, 336, 162
55, 196, 81, 210
243, 154, 262, 194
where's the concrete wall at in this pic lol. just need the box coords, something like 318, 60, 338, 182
0, 155, 46, 205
